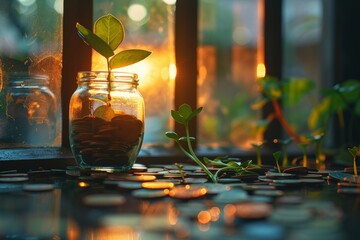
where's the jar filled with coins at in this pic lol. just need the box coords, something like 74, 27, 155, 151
4, 74, 56, 146
69, 71, 145, 171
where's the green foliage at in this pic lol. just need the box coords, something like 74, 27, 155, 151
76, 14, 151, 70
348, 146, 360, 176
273, 151, 281, 173
166, 104, 261, 183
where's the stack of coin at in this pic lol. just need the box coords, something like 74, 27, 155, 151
70, 114, 143, 167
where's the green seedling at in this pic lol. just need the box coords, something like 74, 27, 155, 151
273, 151, 282, 173
175, 163, 186, 182
300, 141, 309, 168
251, 142, 266, 166
76, 14, 151, 104
275, 138, 293, 167
166, 104, 261, 183
348, 146, 360, 176
309, 134, 325, 169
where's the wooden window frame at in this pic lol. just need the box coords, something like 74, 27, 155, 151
1, 0, 359, 170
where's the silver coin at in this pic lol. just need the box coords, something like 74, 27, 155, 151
83, 194, 126, 207
23, 183, 55, 192
132, 189, 168, 198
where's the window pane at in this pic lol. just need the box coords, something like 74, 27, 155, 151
0, 0, 63, 148
282, 0, 323, 139
92, 0, 175, 146
198, 0, 262, 149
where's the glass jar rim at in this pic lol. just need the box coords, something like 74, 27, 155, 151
77, 71, 139, 84
8, 73, 49, 86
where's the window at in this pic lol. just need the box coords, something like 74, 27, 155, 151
0, 0, 63, 148
1, 0, 359, 167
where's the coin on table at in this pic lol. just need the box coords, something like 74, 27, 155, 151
269, 206, 312, 226
117, 175, 157, 182
168, 185, 207, 199
23, 183, 55, 192
253, 189, 284, 197
235, 202, 273, 219
117, 181, 142, 190
0, 177, 29, 183
132, 189, 169, 199
337, 188, 360, 194
0, 173, 28, 178
83, 194, 126, 207
183, 178, 208, 184
141, 181, 175, 189
265, 172, 297, 179
337, 182, 360, 188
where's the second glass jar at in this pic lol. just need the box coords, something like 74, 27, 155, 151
69, 71, 145, 171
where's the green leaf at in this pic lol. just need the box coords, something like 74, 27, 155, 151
273, 151, 281, 161
165, 131, 179, 141
338, 80, 360, 103
282, 78, 315, 106
109, 49, 151, 69
171, 110, 186, 124
178, 104, 193, 120
94, 14, 124, 51
258, 76, 282, 100
179, 137, 196, 142
76, 23, 114, 58
308, 97, 332, 130
348, 146, 360, 157
251, 97, 269, 110
188, 106, 203, 121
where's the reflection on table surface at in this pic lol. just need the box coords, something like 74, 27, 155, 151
0, 163, 359, 240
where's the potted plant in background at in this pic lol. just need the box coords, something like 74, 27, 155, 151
69, 14, 151, 171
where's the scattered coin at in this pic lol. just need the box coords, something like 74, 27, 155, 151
141, 181, 175, 189
272, 179, 302, 185
242, 185, 276, 191
113, 175, 156, 182
269, 206, 312, 226
253, 189, 284, 197
235, 202, 273, 219
343, 175, 360, 184
132, 189, 169, 198
213, 189, 249, 204
300, 179, 324, 184
337, 188, 360, 194
195, 183, 231, 194
168, 185, 207, 199
265, 172, 296, 179
283, 166, 308, 174
300, 174, 323, 179
117, 181, 142, 190
276, 195, 304, 205
183, 178, 208, 184
23, 183, 55, 192
0, 173, 28, 178
83, 194, 126, 207
242, 222, 285, 240
0, 177, 29, 183
337, 182, 360, 188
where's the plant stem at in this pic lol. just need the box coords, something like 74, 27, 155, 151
180, 122, 217, 183
282, 145, 288, 166
272, 99, 301, 143
106, 58, 112, 106
353, 157, 358, 176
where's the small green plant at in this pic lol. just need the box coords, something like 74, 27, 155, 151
273, 150, 282, 173
251, 142, 266, 166
299, 139, 309, 168
309, 134, 325, 169
348, 146, 359, 176
76, 14, 151, 104
275, 138, 293, 166
175, 163, 186, 182
166, 104, 260, 183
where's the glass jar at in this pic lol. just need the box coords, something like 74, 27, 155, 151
4, 74, 56, 146
69, 71, 145, 171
